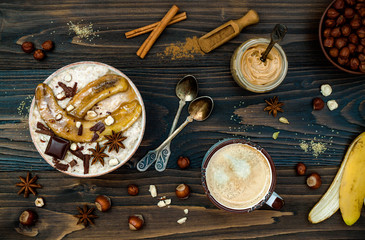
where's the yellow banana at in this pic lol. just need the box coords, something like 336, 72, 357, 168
66, 74, 129, 119
35, 83, 141, 142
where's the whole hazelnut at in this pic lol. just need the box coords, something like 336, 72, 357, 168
362, 18, 365, 27
358, 53, 365, 62
335, 37, 348, 49
21, 41, 35, 53
350, 57, 360, 70
323, 37, 335, 48
41, 40, 54, 51
312, 97, 325, 110
357, 27, 365, 38
177, 156, 190, 169
349, 33, 360, 45
329, 47, 339, 58
127, 184, 139, 196
350, 18, 361, 29
338, 56, 349, 65
341, 24, 351, 36
95, 195, 111, 212
346, 0, 356, 6
336, 15, 346, 26
325, 19, 336, 28
175, 183, 190, 199
330, 27, 342, 37
358, 7, 365, 17
327, 8, 340, 19
348, 43, 356, 54
33, 49, 45, 61
361, 38, 365, 47
306, 173, 322, 189
323, 28, 332, 38
344, 8, 355, 18
356, 3, 365, 10
334, 0, 345, 10
360, 62, 365, 72
339, 47, 350, 58
296, 162, 307, 176
19, 210, 37, 226
128, 214, 144, 230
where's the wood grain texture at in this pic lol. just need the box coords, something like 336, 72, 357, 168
1, 0, 365, 238
1, 168, 364, 239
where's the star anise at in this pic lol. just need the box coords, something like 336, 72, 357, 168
15, 172, 42, 198
74, 205, 98, 226
264, 96, 284, 117
89, 143, 109, 166
104, 131, 127, 153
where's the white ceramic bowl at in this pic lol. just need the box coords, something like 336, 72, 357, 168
29, 61, 146, 177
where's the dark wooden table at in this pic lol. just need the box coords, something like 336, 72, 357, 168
1, 0, 365, 239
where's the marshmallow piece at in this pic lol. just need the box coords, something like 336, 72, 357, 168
321, 84, 332, 97
149, 185, 157, 197
56, 91, 66, 100
55, 113, 63, 120
177, 217, 187, 224
105, 116, 114, 126
66, 104, 74, 112
109, 158, 119, 166
327, 100, 338, 111
70, 143, 77, 151
64, 73, 72, 82
87, 110, 97, 118
76, 121, 82, 128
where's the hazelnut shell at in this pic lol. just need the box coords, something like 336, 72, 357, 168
296, 162, 307, 176
177, 156, 190, 169
175, 183, 190, 199
95, 195, 111, 212
127, 184, 139, 196
128, 215, 144, 230
21, 42, 35, 53
307, 173, 322, 189
19, 209, 37, 226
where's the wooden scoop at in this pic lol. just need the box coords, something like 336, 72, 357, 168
198, 10, 259, 53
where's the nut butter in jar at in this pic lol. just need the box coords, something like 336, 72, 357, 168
231, 38, 288, 93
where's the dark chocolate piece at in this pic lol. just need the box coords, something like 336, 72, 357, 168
58, 82, 77, 98
36, 122, 54, 136
45, 135, 70, 160
69, 159, 77, 167
54, 162, 69, 171
69, 147, 90, 174
90, 122, 105, 133
91, 132, 99, 142
69, 149, 84, 160
78, 124, 83, 136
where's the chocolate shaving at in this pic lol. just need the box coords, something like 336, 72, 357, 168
69, 159, 77, 167
36, 122, 54, 136
91, 132, 99, 142
52, 158, 60, 164
58, 82, 78, 98
83, 155, 90, 174
55, 162, 69, 171
70, 149, 84, 160
78, 124, 83, 136
90, 122, 105, 133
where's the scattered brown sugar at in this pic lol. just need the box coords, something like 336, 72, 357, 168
158, 36, 204, 60
67, 21, 100, 42
300, 140, 327, 158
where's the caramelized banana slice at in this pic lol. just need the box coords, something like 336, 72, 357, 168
36, 83, 141, 142
67, 74, 129, 119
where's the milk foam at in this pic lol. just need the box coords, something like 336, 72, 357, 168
206, 143, 272, 210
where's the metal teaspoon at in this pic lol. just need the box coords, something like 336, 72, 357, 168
155, 75, 198, 172
260, 24, 287, 62
136, 75, 198, 172
137, 96, 213, 172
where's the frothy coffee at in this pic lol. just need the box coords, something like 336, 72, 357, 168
205, 143, 272, 210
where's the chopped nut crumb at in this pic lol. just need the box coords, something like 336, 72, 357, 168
149, 185, 157, 198
66, 104, 75, 112
157, 200, 166, 207
109, 158, 119, 166
64, 73, 72, 82
184, 209, 189, 214
177, 217, 187, 224
70, 143, 77, 151
327, 100, 338, 111
76, 121, 82, 128
35, 197, 44, 207
164, 199, 171, 205
87, 110, 97, 118
320, 84, 332, 97
55, 113, 63, 120
105, 116, 114, 126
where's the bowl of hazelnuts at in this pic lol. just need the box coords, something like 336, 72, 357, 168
320, 0, 365, 74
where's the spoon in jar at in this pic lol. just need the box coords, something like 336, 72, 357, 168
137, 96, 213, 172
137, 75, 198, 172
260, 24, 287, 62
154, 75, 198, 172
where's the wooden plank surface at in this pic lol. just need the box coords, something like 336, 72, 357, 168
0, 0, 365, 238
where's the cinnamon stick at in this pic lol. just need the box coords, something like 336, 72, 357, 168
125, 12, 187, 39
137, 5, 179, 59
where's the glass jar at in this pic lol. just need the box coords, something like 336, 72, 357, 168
230, 38, 288, 93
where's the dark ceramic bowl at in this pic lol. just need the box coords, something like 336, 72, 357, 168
201, 138, 277, 213
319, 0, 365, 74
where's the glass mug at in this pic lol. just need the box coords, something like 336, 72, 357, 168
201, 138, 284, 213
